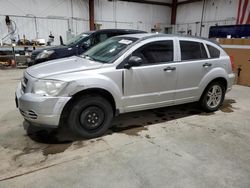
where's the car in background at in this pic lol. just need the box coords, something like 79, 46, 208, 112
16, 34, 235, 138
27, 29, 146, 66
209, 24, 250, 38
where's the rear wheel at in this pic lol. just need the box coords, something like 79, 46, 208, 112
68, 95, 113, 138
200, 82, 225, 112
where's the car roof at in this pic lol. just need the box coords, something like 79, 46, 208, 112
119, 33, 220, 46
83, 29, 147, 35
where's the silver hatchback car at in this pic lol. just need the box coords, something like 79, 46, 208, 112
16, 34, 235, 138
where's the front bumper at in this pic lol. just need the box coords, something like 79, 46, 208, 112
16, 83, 71, 127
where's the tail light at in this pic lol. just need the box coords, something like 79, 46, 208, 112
229, 56, 235, 71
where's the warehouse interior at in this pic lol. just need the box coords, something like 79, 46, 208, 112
0, 0, 250, 187
0, 0, 239, 44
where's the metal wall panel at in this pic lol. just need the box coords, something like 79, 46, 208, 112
176, 0, 238, 37
36, 18, 69, 45
0, 0, 171, 45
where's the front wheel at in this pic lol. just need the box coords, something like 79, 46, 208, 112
200, 82, 226, 112
68, 95, 113, 138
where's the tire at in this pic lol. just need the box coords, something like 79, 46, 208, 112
200, 81, 226, 112
68, 95, 113, 138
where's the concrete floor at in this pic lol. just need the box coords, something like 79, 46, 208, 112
0, 69, 250, 188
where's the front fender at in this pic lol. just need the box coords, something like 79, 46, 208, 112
68, 74, 123, 109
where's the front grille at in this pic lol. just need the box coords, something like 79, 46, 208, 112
21, 84, 26, 92
27, 110, 38, 119
24, 77, 28, 84
20, 110, 38, 119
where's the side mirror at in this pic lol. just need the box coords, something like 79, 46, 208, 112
124, 56, 143, 69
82, 42, 90, 50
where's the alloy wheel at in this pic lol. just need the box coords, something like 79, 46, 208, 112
206, 85, 222, 108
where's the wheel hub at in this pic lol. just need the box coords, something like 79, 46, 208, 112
206, 85, 222, 108
79, 106, 105, 130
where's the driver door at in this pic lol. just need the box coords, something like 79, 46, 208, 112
122, 40, 177, 112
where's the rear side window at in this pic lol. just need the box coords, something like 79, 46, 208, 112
92, 33, 108, 45
207, 44, 220, 58
180, 41, 208, 61
133, 40, 173, 64
99, 34, 108, 42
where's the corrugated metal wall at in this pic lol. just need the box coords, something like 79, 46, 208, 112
0, 0, 90, 45
175, 0, 238, 37
0, 0, 171, 45
94, 0, 171, 31
0, 0, 239, 45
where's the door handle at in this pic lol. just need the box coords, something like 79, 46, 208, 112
203, 63, 212, 67
164, 67, 176, 71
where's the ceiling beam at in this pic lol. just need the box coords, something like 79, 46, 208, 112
118, 0, 172, 7
177, 0, 202, 5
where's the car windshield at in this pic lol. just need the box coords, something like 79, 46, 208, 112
82, 37, 138, 63
65, 33, 91, 46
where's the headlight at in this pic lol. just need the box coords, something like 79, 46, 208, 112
36, 50, 54, 60
32, 80, 67, 96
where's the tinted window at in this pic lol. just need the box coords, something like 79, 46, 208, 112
65, 33, 90, 46
83, 37, 138, 63
99, 34, 108, 42
180, 41, 208, 60
132, 40, 173, 64
93, 34, 108, 45
207, 44, 220, 58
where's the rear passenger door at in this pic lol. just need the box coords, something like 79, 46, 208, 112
174, 40, 212, 103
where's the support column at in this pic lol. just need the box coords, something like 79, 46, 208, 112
89, 0, 95, 30
171, 0, 177, 25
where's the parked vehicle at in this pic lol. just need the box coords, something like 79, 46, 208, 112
16, 34, 235, 138
27, 29, 146, 66
209, 24, 250, 38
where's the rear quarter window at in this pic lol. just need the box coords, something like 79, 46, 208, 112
207, 44, 220, 58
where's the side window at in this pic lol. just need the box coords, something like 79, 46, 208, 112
92, 34, 108, 45
132, 40, 174, 65
207, 44, 220, 58
99, 34, 108, 42
83, 38, 91, 46
180, 41, 208, 61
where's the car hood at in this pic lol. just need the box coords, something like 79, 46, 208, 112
32, 45, 69, 55
27, 56, 102, 79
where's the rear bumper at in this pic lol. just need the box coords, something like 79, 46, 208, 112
16, 83, 71, 128
227, 73, 235, 92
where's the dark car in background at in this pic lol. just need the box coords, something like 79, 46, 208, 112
28, 29, 146, 66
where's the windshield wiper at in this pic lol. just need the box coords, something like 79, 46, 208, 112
81, 54, 99, 62
82, 54, 94, 60
81, 54, 106, 63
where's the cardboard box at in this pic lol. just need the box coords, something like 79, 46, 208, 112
219, 39, 250, 87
